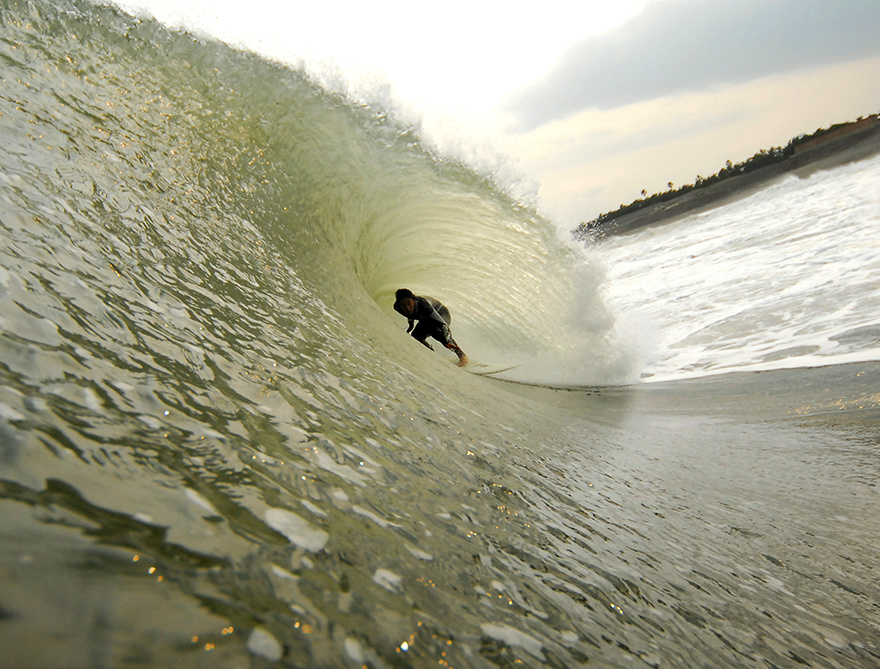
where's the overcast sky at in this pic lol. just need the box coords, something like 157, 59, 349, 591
120, 0, 880, 225
507, 0, 880, 127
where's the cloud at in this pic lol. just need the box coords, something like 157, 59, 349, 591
510, 56, 880, 224
506, 0, 880, 129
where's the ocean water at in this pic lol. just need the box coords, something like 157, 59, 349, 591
1, 2, 879, 668
598, 157, 880, 382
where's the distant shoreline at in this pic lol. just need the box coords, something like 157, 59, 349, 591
577, 116, 880, 239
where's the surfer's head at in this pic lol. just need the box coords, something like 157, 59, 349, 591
394, 288, 416, 317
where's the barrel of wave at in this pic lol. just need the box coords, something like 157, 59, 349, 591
364, 194, 638, 387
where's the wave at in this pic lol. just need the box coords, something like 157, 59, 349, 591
3, 3, 879, 668
22, 0, 635, 387
598, 155, 880, 381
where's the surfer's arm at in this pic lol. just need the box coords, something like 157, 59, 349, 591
406, 318, 415, 333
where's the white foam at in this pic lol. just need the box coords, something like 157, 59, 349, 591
598, 156, 880, 381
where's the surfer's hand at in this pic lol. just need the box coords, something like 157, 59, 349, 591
406, 321, 414, 333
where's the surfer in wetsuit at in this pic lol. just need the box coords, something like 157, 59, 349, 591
393, 288, 469, 366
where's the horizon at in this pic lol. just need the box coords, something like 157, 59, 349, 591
581, 111, 880, 225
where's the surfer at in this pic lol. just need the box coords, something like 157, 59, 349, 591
393, 288, 469, 366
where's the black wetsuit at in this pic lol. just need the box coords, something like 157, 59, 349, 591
396, 296, 457, 348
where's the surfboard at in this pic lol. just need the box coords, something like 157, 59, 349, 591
464, 363, 521, 377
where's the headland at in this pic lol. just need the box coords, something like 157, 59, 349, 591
576, 114, 880, 240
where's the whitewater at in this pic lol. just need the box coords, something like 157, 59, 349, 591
1, 1, 878, 667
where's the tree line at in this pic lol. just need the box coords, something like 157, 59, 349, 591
576, 114, 879, 235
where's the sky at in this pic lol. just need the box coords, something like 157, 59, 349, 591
118, 0, 880, 226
